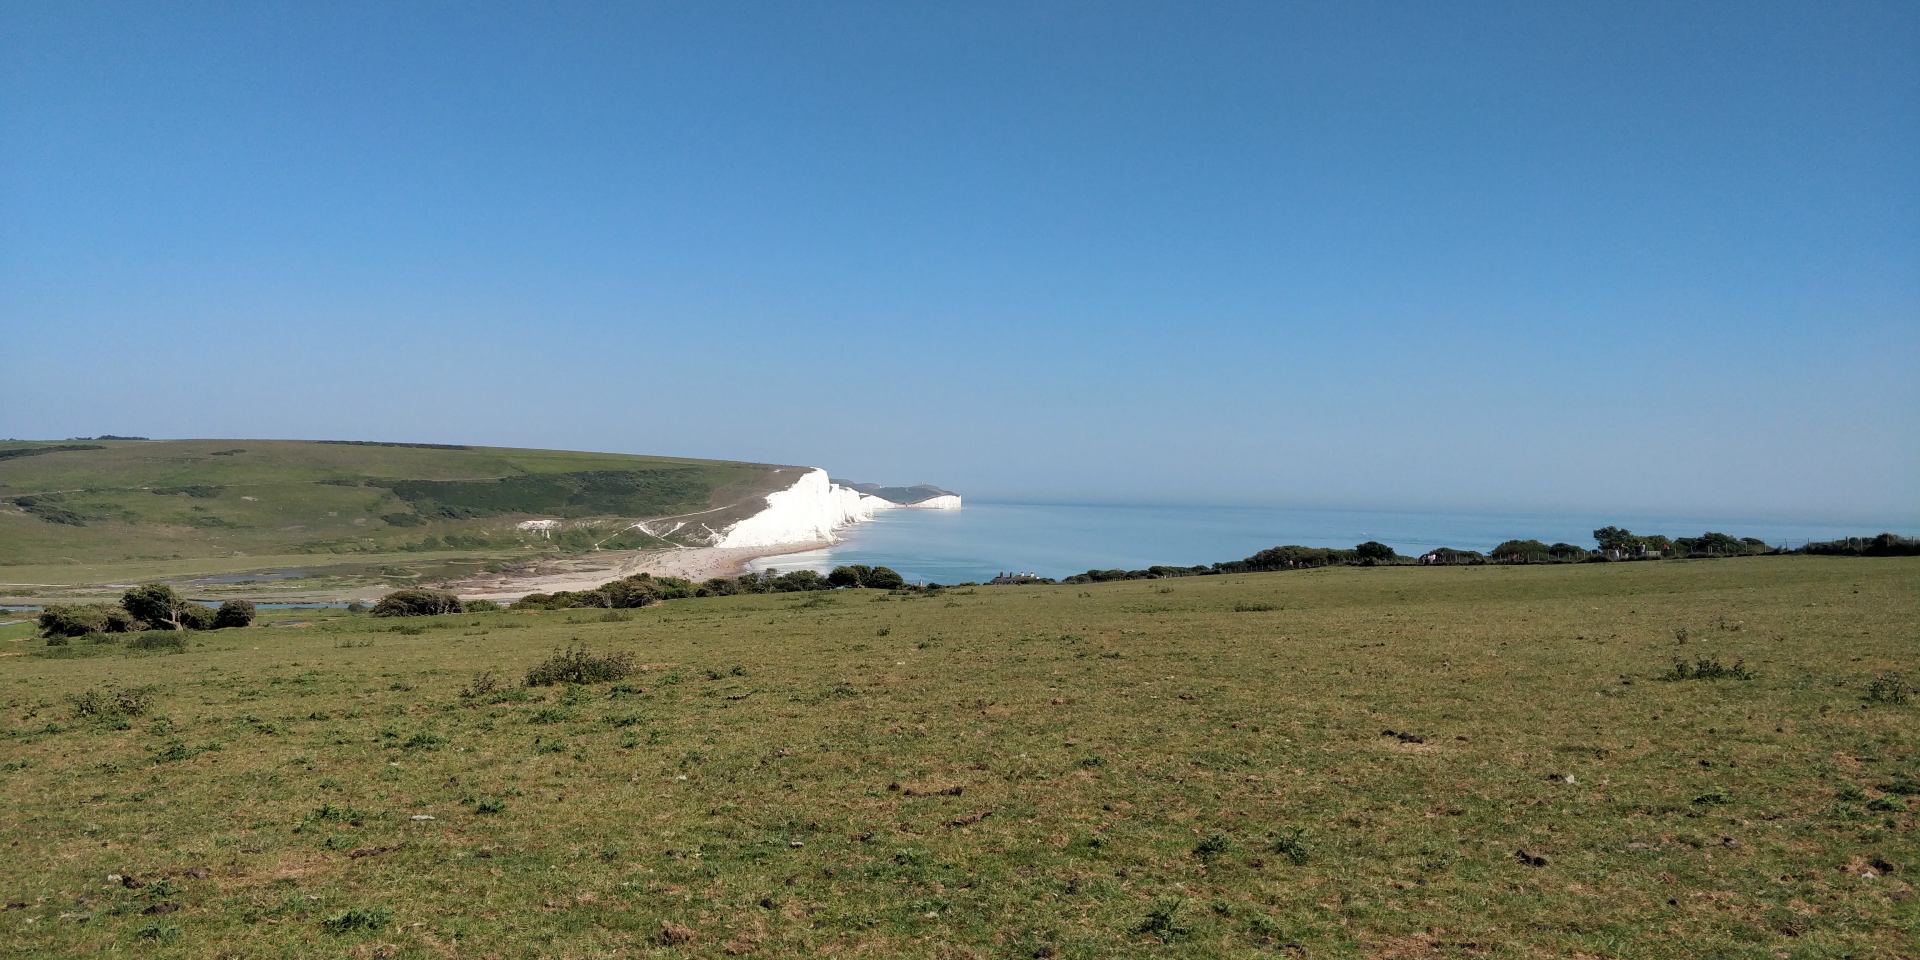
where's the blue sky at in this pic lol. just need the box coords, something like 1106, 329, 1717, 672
3, 1, 1915, 521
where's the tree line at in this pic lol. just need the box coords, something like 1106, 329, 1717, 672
1027, 526, 1915, 583
359, 527, 1916, 617
38, 584, 255, 639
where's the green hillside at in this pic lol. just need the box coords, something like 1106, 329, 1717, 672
0, 439, 792, 599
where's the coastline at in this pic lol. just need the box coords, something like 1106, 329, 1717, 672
447, 539, 831, 601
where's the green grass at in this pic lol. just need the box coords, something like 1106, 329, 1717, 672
0, 557, 1914, 957
0, 439, 796, 599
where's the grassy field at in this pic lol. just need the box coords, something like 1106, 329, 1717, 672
1, 558, 1914, 958
0, 439, 795, 600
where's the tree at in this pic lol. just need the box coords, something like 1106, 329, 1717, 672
1492, 539, 1551, 563
1592, 526, 1643, 557
1354, 541, 1396, 563
862, 566, 906, 590
828, 564, 872, 588
1676, 531, 1745, 557
1547, 542, 1588, 561
122, 583, 186, 630
213, 600, 256, 629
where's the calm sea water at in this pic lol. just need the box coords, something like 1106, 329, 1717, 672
750, 502, 1915, 584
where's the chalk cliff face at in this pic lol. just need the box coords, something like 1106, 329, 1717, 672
716, 469, 895, 548
834, 481, 963, 509
898, 493, 962, 510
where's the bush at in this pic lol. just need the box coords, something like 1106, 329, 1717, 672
525, 644, 635, 687
178, 603, 218, 630
1192, 833, 1232, 861
1660, 657, 1754, 681
1866, 672, 1910, 705
1491, 539, 1553, 563
38, 604, 134, 638
1270, 827, 1311, 865
604, 578, 662, 608
213, 600, 256, 629
510, 575, 698, 610
863, 566, 906, 590
129, 631, 187, 652
68, 684, 155, 721
463, 599, 501, 612
828, 564, 873, 588
460, 670, 501, 700
771, 570, 829, 592
371, 589, 464, 617
694, 578, 739, 598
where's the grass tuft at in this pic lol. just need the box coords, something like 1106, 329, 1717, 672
1659, 657, 1753, 681
1865, 672, 1910, 705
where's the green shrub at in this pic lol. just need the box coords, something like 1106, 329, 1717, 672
1270, 827, 1311, 865
828, 564, 872, 587
213, 600, 256, 629
1192, 833, 1232, 862
178, 603, 218, 630
37, 604, 136, 638
460, 670, 501, 700
1866, 672, 1910, 705
1660, 657, 1753, 681
463, 598, 501, 612
525, 644, 635, 687
863, 566, 907, 590
371, 589, 464, 617
129, 631, 187, 652
67, 684, 155, 720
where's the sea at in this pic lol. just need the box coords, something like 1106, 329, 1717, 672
749, 501, 1915, 585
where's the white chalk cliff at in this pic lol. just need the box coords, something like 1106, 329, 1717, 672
715, 469, 896, 548
898, 493, 962, 510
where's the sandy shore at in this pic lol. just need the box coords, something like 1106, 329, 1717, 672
446, 540, 829, 601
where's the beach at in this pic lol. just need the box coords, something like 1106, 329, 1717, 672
447, 540, 829, 601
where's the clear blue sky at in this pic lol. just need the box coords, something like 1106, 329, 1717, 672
3, 1, 1915, 522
